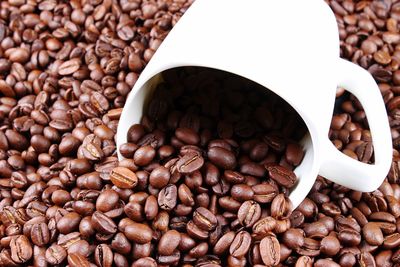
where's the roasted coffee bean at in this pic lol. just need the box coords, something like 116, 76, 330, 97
213, 231, 236, 255
31, 223, 50, 246
68, 252, 91, 267
285, 143, 304, 166
124, 222, 153, 244
320, 235, 340, 256
363, 222, 384, 245
186, 220, 209, 240
10, 235, 32, 263
357, 251, 376, 267
231, 184, 254, 201
131, 257, 157, 267
110, 166, 138, 189
252, 216, 277, 236
45, 244, 67, 265
96, 189, 120, 213
158, 184, 178, 211
383, 233, 400, 249
193, 207, 217, 231
91, 211, 117, 235
95, 244, 113, 267
223, 170, 245, 184
303, 221, 329, 239
260, 235, 280, 266
175, 128, 200, 145
238, 200, 262, 227
229, 231, 251, 257
271, 193, 293, 219
295, 256, 313, 267
314, 259, 340, 267
158, 230, 181, 256
338, 229, 362, 246
252, 183, 277, 203
134, 145, 156, 166
266, 165, 297, 188
149, 166, 171, 188
207, 147, 237, 170
177, 151, 204, 174
282, 228, 305, 250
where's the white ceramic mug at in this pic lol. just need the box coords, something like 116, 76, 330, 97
117, 0, 392, 207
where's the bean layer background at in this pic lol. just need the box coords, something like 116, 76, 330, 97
0, 0, 399, 266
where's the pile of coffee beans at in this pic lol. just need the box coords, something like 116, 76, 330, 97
0, 0, 399, 266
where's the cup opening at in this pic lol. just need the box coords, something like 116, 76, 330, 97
119, 66, 319, 208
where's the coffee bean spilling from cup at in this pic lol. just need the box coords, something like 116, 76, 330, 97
115, 66, 307, 266
0, 0, 399, 266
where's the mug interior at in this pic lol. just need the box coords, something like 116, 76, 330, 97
118, 66, 319, 208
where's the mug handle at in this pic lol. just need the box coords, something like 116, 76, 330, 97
319, 58, 392, 192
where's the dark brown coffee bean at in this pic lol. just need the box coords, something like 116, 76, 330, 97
207, 147, 236, 170
94, 244, 113, 267
58, 58, 81, 75
177, 151, 204, 174
231, 184, 254, 201
260, 235, 280, 266
10, 235, 32, 263
31, 223, 50, 247
285, 143, 304, 166
144, 195, 158, 221
91, 211, 117, 235
238, 200, 261, 227
303, 221, 329, 239
186, 220, 209, 240
320, 235, 340, 256
127, 124, 146, 143
252, 216, 277, 236
149, 166, 170, 188
356, 142, 373, 163
252, 183, 277, 203
229, 231, 251, 257
266, 165, 297, 188
178, 183, 195, 206
295, 256, 313, 267
338, 229, 361, 246
131, 257, 157, 267
315, 259, 340, 267
249, 142, 269, 161
375, 250, 392, 267
57, 212, 81, 234
134, 145, 156, 166
124, 222, 153, 244
240, 162, 266, 177
68, 252, 90, 267
213, 231, 235, 255
363, 222, 384, 245
193, 207, 217, 231
175, 128, 200, 145
271, 193, 293, 219
282, 228, 305, 250
67, 240, 90, 257
383, 233, 400, 249
45, 244, 67, 265
110, 166, 138, 189
96, 189, 120, 213
223, 170, 245, 184
357, 251, 376, 267
158, 184, 177, 211
158, 230, 181, 256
